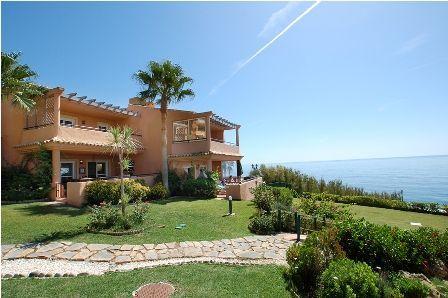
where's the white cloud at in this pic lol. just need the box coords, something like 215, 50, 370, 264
210, 1, 320, 95
395, 34, 427, 55
258, 2, 301, 38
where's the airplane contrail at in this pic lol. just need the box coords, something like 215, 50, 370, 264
210, 0, 321, 95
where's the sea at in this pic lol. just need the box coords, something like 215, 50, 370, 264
241, 155, 448, 204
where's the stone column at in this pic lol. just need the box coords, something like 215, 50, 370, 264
235, 127, 240, 146
53, 93, 61, 135
51, 149, 61, 200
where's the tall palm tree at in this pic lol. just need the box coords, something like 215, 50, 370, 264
109, 126, 140, 217
134, 60, 194, 191
1, 52, 46, 111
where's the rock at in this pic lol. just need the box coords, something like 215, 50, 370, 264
204, 251, 219, 257
55, 251, 77, 260
3, 274, 13, 278
264, 251, 278, 259
90, 250, 115, 262
29, 271, 40, 278
71, 250, 93, 261
63, 273, 69, 277
3, 248, 35, 259
65, 243, 87, 251
38, 272, 45, 277
133, 245, 144, 251
143, 244, 154, 250
35, 242, 64, 253
54, 273, 62, 277
168, 249, 182, 258
237, 251, 262, 259
183, 247, 203, 258
218, 250, 236, 258
145, 250, 158, 260
115, 255, 132, 264
1, 244, 16, 254
120, 245, 134, 251
86, 244, 111, 251
45, 273, 53, 277
78, 272, 89, 276
154, 244, 167, 250
165, 242, 177, 249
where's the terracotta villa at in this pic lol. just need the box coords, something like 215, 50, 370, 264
1, 87, 257, 205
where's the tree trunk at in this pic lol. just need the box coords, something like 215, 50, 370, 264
161, 109, 169, 192
120, 153, 125, 217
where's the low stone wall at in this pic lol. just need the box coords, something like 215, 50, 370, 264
66, 181, 92, 207
225, 177, 263, 200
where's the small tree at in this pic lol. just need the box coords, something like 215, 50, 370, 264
1, 52, 46, 111
134, 60, 194, 191
108, 126, 139, 217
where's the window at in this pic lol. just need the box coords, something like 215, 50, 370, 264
98, 122, 109, 132
173, 118, 207, 142
60, 116, 76, 127
87, 161, 108, 178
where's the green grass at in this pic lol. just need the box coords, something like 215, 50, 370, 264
1, 198, 255, 244
344, 204, 448, 231
1, 263, 289, 298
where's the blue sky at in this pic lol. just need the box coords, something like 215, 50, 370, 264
2, 2, 448, 164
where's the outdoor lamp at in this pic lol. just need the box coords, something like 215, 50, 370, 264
227, 196, 234, 216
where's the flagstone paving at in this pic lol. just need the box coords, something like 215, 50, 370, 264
1, 234, 304, 278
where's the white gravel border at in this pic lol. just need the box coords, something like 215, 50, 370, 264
1, 257, 287, 279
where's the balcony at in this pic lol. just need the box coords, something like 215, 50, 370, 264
210, 139, 240, 156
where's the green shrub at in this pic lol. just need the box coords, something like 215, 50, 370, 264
272, 186, 294, 209
319, 259, 381, 298
284, 228, 346, 296
336, 219, 408, 271
182, 178, 218, 198
87, 202, 119, 230
284, 244, 325, 296
251, 184, 275, 213
147, 183, 169, 200
390, 275, 430, 298
85, 180, 150, 205
336, 218, 448, 276
1, 148, 52, 201
306, 192, 446, 216
85, 180, 120, 205
154, 171, 183, 195
248, 214, 275, 235
126, 180, 150, 201
87, 201, 149, 231
294, 196, 351, 220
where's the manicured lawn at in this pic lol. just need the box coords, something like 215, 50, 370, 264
1, 263, 289, 298
1, 198, 255, 244
344, 204, 448, 231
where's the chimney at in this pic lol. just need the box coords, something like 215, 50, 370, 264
128, 97, 154, 108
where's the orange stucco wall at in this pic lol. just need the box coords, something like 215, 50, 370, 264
1, 100, 26, 165
2, 92, 241, 197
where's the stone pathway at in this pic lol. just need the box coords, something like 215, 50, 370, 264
1, 234, 303, 278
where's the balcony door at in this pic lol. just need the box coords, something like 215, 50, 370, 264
87, 161, 108, 179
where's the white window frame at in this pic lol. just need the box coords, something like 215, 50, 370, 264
60, 160, 77, 180
97, 122, 109, 132
60, 115, 77, 127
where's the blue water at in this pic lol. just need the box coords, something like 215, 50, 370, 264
242, 155, 448, 204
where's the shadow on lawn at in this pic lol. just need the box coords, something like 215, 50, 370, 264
152, 196, 212, 205
15, 203, 88, 217
29, 227, 87, 244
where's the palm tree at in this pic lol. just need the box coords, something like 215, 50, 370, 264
109, 126, 140, 217
134, 60, 194, 191
1, 52, 46, 111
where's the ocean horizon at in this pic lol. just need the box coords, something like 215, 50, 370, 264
240, 155, 448, 204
